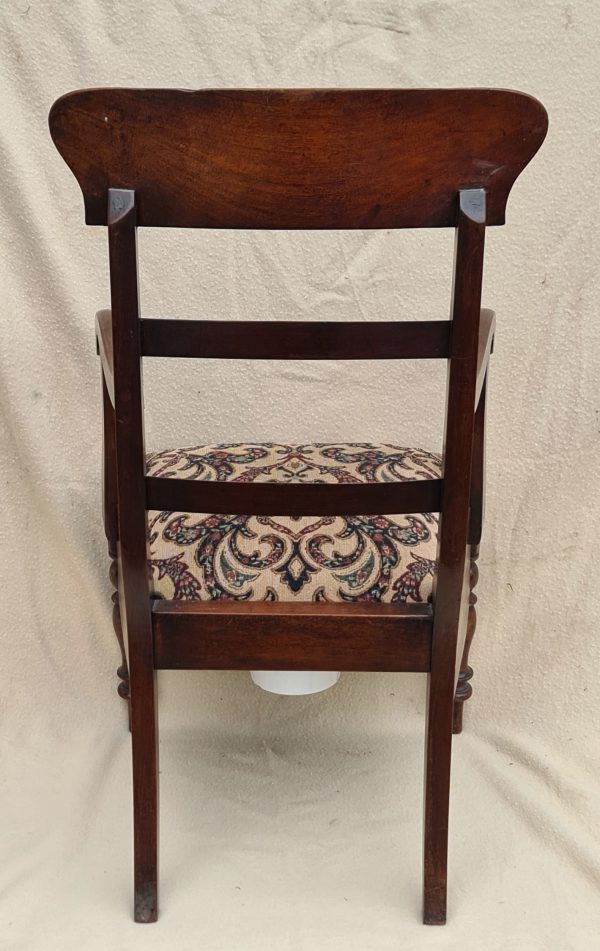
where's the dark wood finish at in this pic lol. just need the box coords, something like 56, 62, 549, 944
141, 317, 451, 361
454, 371, 489, 731
146, 475, 443, 518
102, 369, 130, 716
423, 189, 486, 925
49, 88, 547, 229
108, 543, 131, 725
152, 601, 432, 672
50, 87, 547, 927
108, 190, 158, 923
453, 545, 479, 734
99, 309, 496, 367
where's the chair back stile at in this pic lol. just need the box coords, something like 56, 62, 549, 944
435, 189, 486, 682
107, 188, 158, 917
422, 189, 486, 914
107, 189, 150, 682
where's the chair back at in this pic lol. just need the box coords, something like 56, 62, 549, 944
49, 87, 547, 642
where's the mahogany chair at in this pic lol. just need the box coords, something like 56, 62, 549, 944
49, 88, 547, 924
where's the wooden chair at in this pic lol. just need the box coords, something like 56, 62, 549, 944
48, 88, 547, 924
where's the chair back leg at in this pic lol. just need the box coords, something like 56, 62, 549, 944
423, 660, 456, 923
130, 661, 159, 922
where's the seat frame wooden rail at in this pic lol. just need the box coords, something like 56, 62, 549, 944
49, 86, 547, 928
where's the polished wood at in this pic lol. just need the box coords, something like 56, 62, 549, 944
49, 88, 547, 229
146, 475, 443, 518
98, 308, 496, 368
99, 303, 492, 423
453, 545, 480, 734
153, 601, 432, 672
102, 369, 129, 714
140, 317, 451, 361
453, 371, 489, 732
108, 190, 158, 924
423, 189, 486, 924
108, 542, 131, 724
50, 87, 548, 927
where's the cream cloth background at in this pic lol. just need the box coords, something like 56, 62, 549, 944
1, 2, 599, 949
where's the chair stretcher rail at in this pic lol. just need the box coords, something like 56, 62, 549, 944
145, 475, 444, 517
152, 600, 433, 672
96, 307, 494, 414
140, 318, 451, 360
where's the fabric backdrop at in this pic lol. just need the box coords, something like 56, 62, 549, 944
1, 2, 599, 948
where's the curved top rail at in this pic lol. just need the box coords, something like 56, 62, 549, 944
49, 87, 547, 229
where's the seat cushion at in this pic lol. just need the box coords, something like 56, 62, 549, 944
146, 443, 441, 604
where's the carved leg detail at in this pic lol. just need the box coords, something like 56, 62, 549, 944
453, 545, 479, 735
109, 543, 131, 729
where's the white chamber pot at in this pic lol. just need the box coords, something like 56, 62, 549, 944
251, 670, 340, 695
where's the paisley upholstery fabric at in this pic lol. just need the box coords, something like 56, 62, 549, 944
146, 444, 441, 604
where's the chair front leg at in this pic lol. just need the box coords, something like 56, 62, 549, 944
103, 373, 130, 724
452, 545, 479, 734
453, 375, 487, 734
108, 545, 131, 727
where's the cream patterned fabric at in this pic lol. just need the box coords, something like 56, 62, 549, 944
147, 443, 441, 603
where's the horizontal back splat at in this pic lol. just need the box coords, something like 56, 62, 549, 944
49, 88, 547, 229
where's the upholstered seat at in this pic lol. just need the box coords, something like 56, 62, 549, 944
147, 443, 441, 604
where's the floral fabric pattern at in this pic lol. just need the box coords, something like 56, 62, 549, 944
146, 444, 441, 604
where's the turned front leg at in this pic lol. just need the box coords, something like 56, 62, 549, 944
103, 372, 131, 724
453, 371, 487, 734
453, 545, 479, 734
109, 544, 131, 725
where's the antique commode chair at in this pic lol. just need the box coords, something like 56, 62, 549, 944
49, 87, 547, 923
